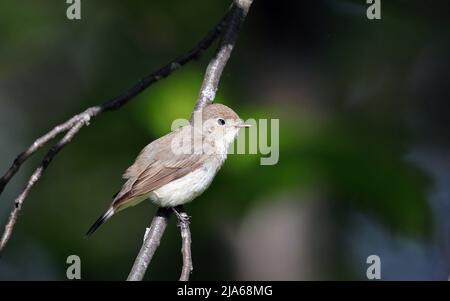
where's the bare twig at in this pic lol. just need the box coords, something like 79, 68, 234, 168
0, 8, 229, 254
178, 218, 193, 281
127, 0, 253, 281
127, 208, 171, 281
0, 120, 87, 251
174, 206, 193, 281
0, 115, 82, 195
192, 0, 253, 115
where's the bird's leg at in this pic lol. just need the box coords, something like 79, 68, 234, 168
172, 206, 190, 226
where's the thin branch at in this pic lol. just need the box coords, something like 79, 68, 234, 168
176, 206, 193, 281
0, 8, 229, 254
127, 0, 253, 281
126, 206, 193, 281
192, 0, 253, 115
127, 208, 171, 281
0, 114, 81, 195
0, 120, 87, 252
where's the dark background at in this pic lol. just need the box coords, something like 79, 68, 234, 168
0, 0, 449, 280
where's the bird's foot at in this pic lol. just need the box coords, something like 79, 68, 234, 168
172, 206, 190, 226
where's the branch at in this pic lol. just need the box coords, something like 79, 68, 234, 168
127, 208, 171, 281
0, 8, 228, 254
126, 206, 193, 281
177, 206, 193, 281
0, 121, 86, 252
126, 0, 253, 280
192, 0, 254, 115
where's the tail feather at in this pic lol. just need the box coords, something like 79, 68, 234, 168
86, 207, 115, 237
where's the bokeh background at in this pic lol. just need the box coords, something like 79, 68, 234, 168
1, 0, 450, 280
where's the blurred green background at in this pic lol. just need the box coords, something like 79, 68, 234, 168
1, 0, 449, 280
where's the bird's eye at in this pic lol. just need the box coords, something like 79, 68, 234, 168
217, 118, 225, 126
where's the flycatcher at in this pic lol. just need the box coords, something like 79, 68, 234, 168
87, 103, 249, 235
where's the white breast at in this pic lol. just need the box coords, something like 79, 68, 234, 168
149, 156, 225, 207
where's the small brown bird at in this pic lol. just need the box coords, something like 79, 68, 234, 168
87, 103, 249, 235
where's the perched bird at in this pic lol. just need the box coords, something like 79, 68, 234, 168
86, 103, 249, 236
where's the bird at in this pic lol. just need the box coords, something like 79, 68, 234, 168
86, 103, 249, 236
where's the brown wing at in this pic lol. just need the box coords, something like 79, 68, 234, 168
131, 154, 205, 195
112, 126, 206, 209
112, 154, 205, 209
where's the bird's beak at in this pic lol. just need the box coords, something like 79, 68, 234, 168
235, 122, 251, 128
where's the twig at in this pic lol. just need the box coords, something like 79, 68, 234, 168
127, 0, 253, 281
0, 115, 82, 195
127, 208, 171, 281
0, 121, 87, 252
174, 206, 193, 281
192, 0, 254, 115
0, 7, 229, 254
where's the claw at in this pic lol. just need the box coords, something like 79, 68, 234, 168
172, 207, 190, 226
